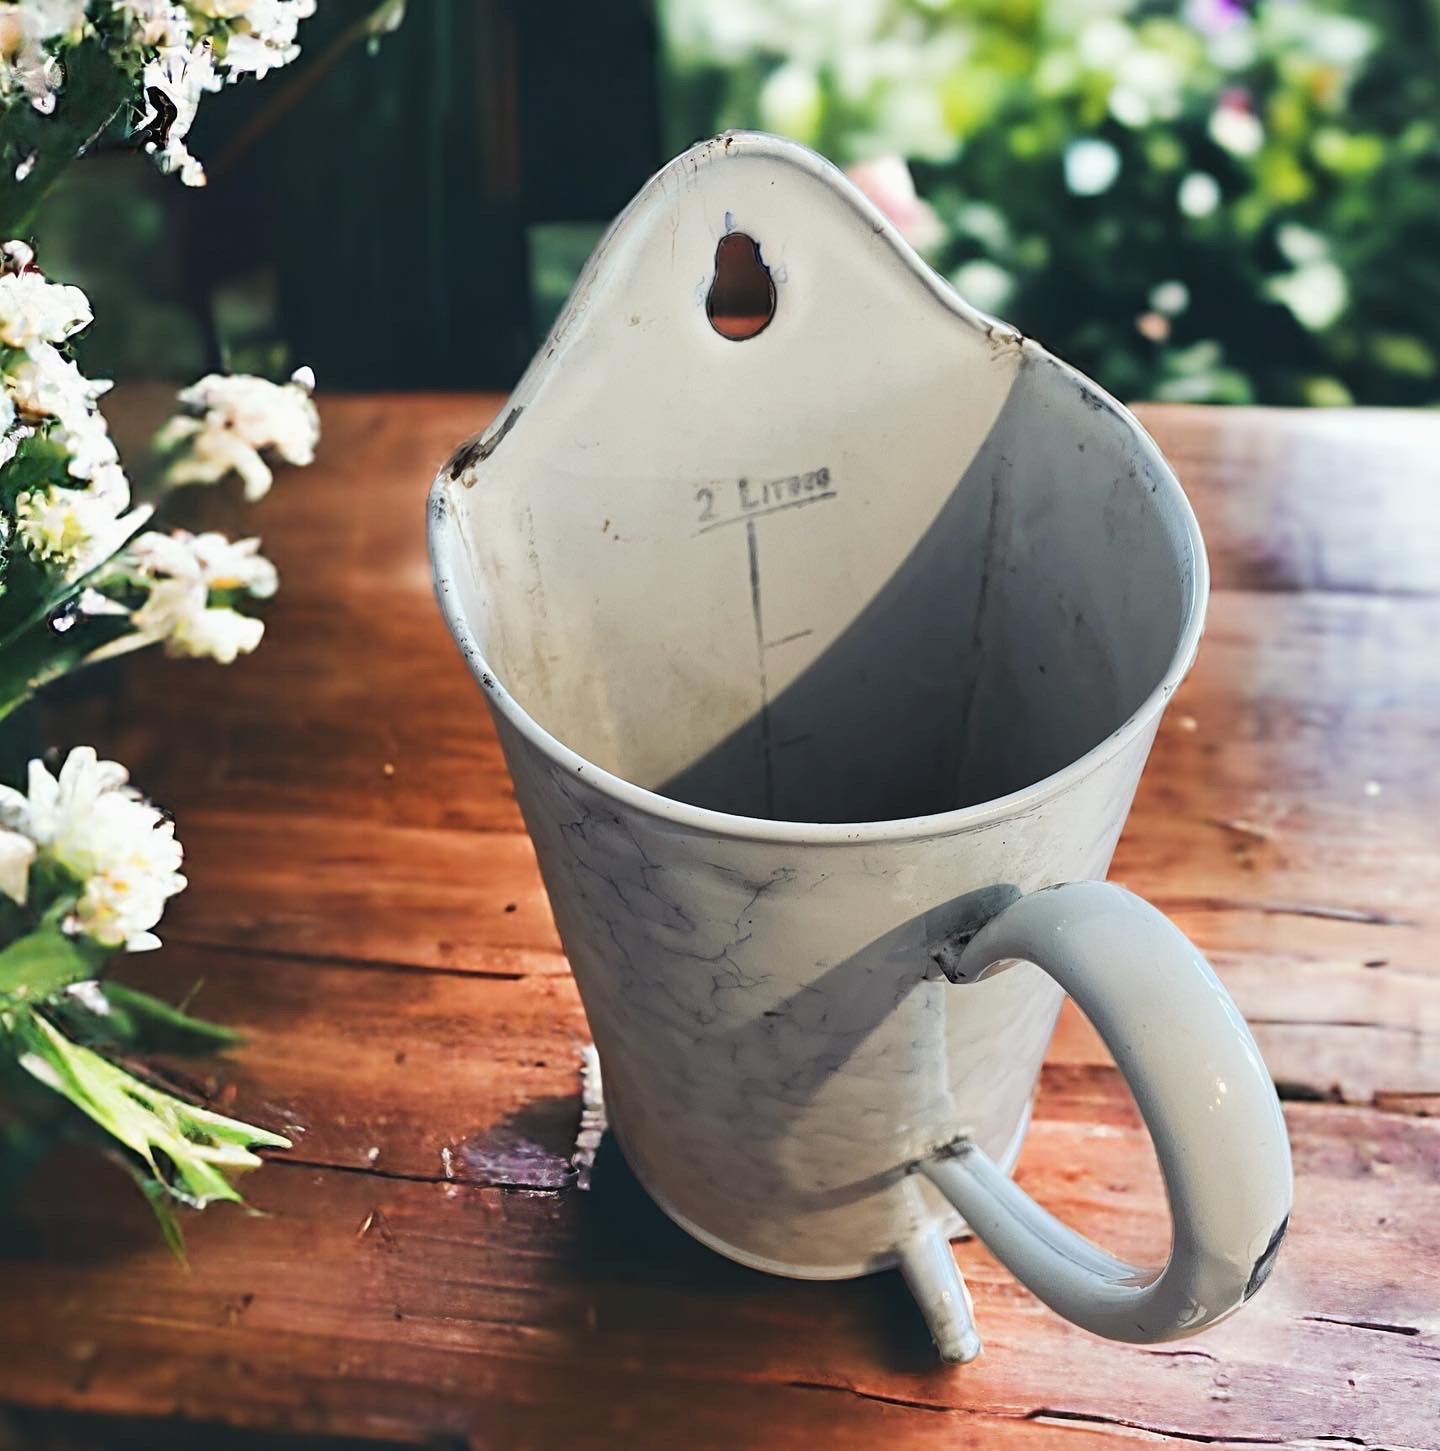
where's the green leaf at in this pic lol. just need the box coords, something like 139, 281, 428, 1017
131, 1162, 191, 1264
0, 607, 139, 723
0, 926, 103, 1004
92, 980, 243, 1053
44, 977, 239, 1055
12, 1010, 288, 1211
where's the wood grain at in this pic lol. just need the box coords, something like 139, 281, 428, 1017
4, 395, 1437, 1448
2, 1082, 1436, 1449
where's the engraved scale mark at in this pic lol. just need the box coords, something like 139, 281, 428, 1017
747, 519, 775, 817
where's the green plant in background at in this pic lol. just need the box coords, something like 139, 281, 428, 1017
661, 0, 1440, 406
0, 0, 335, 1247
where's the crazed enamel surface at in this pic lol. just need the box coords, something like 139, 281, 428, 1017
499, 730, 1149, 1278
428, 131, 1291, 1361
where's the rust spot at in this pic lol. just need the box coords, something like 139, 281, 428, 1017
985, 321, 1024, 353
1245, 1214, 1288, 1299
447, 405, 524, 483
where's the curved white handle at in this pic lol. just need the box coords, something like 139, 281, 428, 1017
922, 881, 1292, 1344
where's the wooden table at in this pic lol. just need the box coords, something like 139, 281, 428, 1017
2, 398, 1437, 1450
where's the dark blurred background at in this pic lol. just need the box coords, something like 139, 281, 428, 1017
37, 0, 1440, 405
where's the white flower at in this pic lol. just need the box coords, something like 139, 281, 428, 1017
112, 0, 190, 50
16, 485, 116, 565
0, 0, 83, 113
1308, 15, 1373, 67
1109, 48, 1184, 128
1178, 171, 1222, 219
177, 368, 318, 462
845, 155, 945, 254
86, 459, 131, 508
1209, 100, 1264, 158
1267, 260, 1348, 332
162, 368, 319, 500
0, 826, 35, 905
0, 747, 185, 952
55, 406, 124, 484
137, 41, 220, 187
0, 239, 34, 271
6, 342, 111, 428
1276, 223, 1329, 266
113, 1, 314, 184
1077, 16, 1134, 69
138, 585, 264, 662
0, 270, 92, 349
758, 62, 822, 143
122, 529, 276, 663
950, 259, 1014, 315
0, 318, 128, 484
20, 0, 85, 41
1064, 138, 1121, 197
14, 484, 148, 578
215, 0, 316, 78
157, 414, 271, 498
130, 528, 278, 596
1150, 280, 1191, 317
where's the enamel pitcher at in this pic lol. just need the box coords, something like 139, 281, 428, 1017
428, 132, 1292, 1363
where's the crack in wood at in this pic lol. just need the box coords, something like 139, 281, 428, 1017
1302, 1314, 1422, 1338
164, 933, 544, 983
1153, 897, 1418, 928
1026, 1407, 1372, 1447
271, 1152, 569, 1195
785, 1380, 951, 1415
1274, 1080, 1347, 1104
1251, 1017, 1423, 1036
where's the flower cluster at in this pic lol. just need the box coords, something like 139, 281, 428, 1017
0, 240, 147, 581
1, 0, 318, 186
123, 527, 278, 661
0, 745, 184, 950
0, 0, 85, 116
158, 367, 318, 500
663, 0, 1439, 407
0, 0, 330, 1246
1, 244, 302, 670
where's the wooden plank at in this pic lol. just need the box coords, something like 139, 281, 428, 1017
11, 397, 1433, 1447
1139, 404, 1440, 597
0, 1398, 1240, 1451
104, 936, 1433, 1212
115, 943, 591, 1187
1, 1084, 1436, 1449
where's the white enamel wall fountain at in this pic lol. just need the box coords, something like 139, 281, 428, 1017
429, 132, 1293, 1364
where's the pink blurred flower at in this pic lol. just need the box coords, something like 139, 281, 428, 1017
845, 155, 945, 254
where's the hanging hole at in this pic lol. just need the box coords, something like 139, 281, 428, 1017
707, 232, 775, 341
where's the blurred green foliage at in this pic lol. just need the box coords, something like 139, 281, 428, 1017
661, 0, 1440, 405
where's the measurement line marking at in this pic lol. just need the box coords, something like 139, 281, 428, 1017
696, 490, 838, 536
746, 519, 775, 817
765, 628, 813, 650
